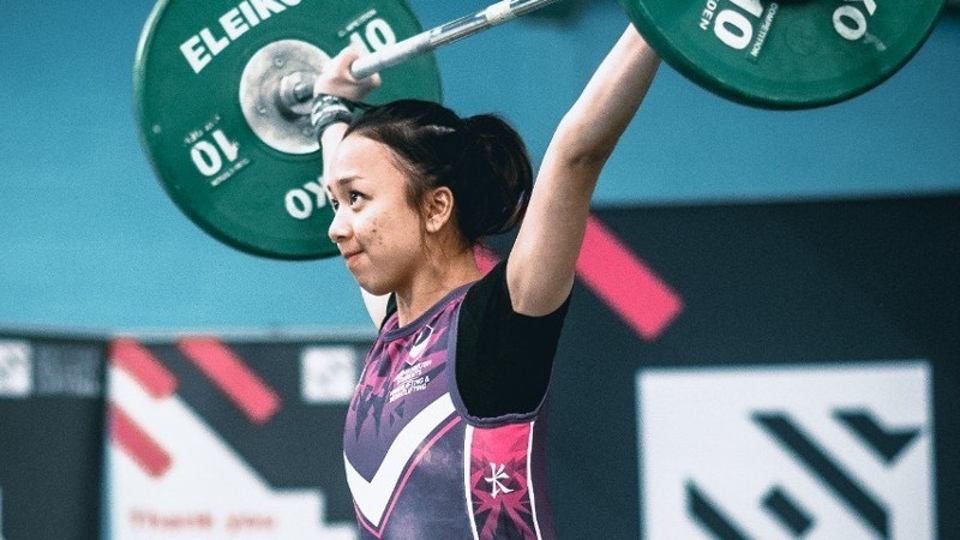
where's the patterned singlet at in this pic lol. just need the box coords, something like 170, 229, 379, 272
343, 264, 566, 539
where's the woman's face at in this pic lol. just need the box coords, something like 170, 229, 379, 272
325, 134, 425, 295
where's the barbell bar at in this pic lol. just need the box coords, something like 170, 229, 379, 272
277, 0, 564, 115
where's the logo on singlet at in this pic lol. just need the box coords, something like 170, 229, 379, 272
407, 325, 434, 364
484, 463, 515, 499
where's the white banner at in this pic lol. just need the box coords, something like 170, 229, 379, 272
637, 361, 935, 540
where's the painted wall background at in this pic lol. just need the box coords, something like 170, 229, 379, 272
2, 1, 958, 331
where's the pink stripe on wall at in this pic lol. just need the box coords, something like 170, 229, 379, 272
576, 215, 683, 341
110, 403, 172, 478
109, 339, 178, 399
177, 338, 281, 425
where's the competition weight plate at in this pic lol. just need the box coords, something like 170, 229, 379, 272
135, 0, 443, 260
620, 0, 945, 109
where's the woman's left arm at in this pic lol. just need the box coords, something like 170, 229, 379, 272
507, 24, 660, 316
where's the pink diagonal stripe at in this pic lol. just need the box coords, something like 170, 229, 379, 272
109, 338, 178, 399
576, 215, 683, 341
110, 403, 172, 478
473, 244, 501, 276
177, 338, 281, 424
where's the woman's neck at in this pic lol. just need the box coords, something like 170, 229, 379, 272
393, 245, 481, 328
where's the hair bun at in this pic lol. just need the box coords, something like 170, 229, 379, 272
455, 114, 532, 240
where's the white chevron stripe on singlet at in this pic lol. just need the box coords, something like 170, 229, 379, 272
527, 421, 543, 539
464, 426, 480, 540
345, 393, 456, 527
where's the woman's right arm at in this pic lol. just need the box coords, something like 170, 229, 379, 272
315, 48, 389, 328
316, 46, 380, 178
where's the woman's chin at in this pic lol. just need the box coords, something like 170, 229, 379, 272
353, 273, 391, 297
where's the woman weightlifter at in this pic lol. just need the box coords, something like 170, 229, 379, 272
313, 23, 659, 539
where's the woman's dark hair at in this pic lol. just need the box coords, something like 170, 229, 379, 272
344, 99, 532, 245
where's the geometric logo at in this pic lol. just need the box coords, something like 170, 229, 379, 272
637, 362, 935, 539
108, 339, 358, 539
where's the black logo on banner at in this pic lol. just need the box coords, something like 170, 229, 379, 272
687, 410, 921, 539
637, 363, 934, 540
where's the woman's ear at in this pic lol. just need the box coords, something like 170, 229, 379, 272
423, 186, 455, 233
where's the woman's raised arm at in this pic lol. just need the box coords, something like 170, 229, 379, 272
315, 48, 389, 328
507, 24, 660, 316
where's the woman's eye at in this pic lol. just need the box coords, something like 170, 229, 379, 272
329, 198, 340, 211
349, 191, 364, 205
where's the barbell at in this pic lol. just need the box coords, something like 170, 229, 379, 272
134, 0, 945, 260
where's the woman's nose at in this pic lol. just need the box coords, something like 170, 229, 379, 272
328, 207, 351, 244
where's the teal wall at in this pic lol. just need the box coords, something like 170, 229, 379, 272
2, 1, 958, 331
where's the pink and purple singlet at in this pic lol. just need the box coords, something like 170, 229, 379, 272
343, 262, 568, 539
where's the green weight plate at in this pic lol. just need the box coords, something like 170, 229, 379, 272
620, 0, 944, 109
135, 0, 443, 260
